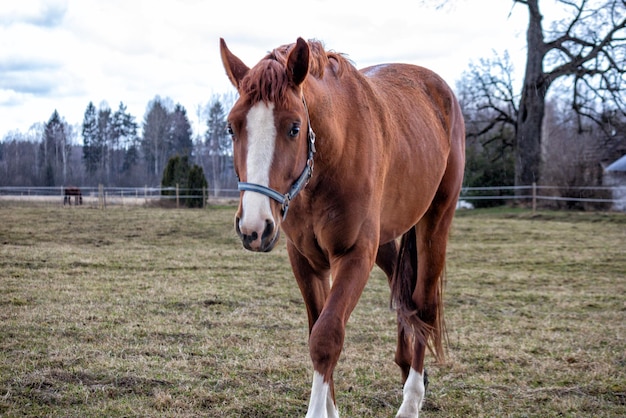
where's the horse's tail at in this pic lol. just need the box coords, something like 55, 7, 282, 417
390, 226, 446, 364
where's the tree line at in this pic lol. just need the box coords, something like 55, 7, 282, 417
1, 0, 624, 209
0, 94, 237, 195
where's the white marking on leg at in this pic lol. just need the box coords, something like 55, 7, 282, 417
306, 371, 339, 418
240, 102, 276, 237
396, 368, 425, 417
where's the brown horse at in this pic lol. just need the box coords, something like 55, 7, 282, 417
220, 37, 465, 417
63, 187, 83, 206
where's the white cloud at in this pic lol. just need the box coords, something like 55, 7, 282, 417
0, 0, 67, 27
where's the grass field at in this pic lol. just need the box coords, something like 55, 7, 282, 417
0, 202, 624, 417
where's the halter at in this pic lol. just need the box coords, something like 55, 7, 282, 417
237, 96, 316, 220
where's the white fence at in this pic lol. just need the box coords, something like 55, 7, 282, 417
0, 185, 236, 208
0, 185, 625, 211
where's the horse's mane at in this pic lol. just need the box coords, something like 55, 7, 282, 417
240, 39, 352, 105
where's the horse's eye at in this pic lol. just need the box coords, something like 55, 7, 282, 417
289, 124, 300, 138
226, 123, 235, 138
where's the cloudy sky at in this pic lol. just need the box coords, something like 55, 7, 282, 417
0, 0, 538, 140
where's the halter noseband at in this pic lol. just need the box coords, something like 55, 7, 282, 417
237, 96, 316, 220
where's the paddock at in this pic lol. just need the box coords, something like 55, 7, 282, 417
0, 204, 623, 416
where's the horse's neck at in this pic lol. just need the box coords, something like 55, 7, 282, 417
304, 77, 364, 170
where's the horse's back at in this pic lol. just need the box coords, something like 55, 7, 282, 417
360, 63, 465, 241
361, 63, 461, 141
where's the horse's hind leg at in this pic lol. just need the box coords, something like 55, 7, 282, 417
396, 201, 457, 417
376, 241, 412, 382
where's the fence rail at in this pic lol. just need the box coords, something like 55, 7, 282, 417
0, 185, 239, 208
460, 185, 619, 203
0, 184, 625, 211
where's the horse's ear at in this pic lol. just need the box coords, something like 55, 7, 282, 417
287, 37, 309, 87
220, 38, 250, 89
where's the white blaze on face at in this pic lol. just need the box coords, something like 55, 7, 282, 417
240, 102, 276, 234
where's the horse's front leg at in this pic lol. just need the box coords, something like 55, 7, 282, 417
286, 242, 337, 418
306, 246, 376, 418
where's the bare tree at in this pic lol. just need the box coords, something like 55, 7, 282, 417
514, 0, 626, 188
457, 51, 518, 154
453, 0, 625, 191
40, 110, 72, 186
457, 54, 517, 205
142, 98, 170, 182
196, 93, 237, 196
0, 130, 41, 187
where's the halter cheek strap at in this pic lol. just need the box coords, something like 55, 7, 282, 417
237, 96, 316, 220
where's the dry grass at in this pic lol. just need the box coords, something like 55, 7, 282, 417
0, 202, 624, 417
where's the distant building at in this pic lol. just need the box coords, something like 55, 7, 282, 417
604, 155, 626, 212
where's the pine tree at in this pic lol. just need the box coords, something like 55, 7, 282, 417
82, 102, 100, 174
161, 155, 180, 197
169, 104, 193, 158
161, 155, 207, 207
112, 102, 139, 177
187, 164, 208, 208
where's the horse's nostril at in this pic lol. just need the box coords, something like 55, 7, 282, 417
243, 231, 258, 245
262, 220, 275, 241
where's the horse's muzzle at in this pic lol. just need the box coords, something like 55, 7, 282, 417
235, 217, 280, 252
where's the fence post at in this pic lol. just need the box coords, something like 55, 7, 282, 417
98, 184, 104, 209
203, 187, 207, 209
176, 183, 179, 208
532, 182, 537, 214
144, 185, 148, 205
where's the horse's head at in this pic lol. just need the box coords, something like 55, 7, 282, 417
220, 37, 315, 252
